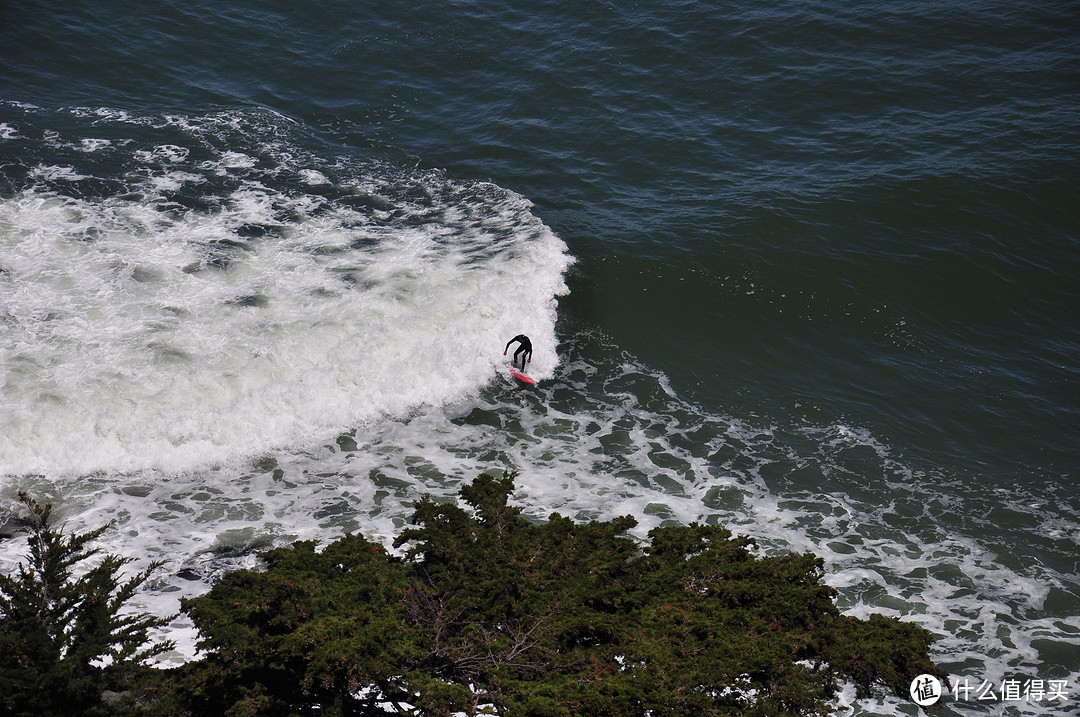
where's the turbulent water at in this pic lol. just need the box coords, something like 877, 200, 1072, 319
2, 1, 1078, 714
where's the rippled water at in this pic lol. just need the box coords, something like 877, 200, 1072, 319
2, 2, 1078, 713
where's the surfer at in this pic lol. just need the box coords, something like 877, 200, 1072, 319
503, 334, 532, 372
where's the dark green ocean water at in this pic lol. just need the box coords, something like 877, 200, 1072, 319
2, 1, 1078, 713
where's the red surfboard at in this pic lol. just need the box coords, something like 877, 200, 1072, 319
505, 362, 536, 385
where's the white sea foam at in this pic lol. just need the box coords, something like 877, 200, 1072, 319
299, 168, 330, 185
27, 164, 90, 181
133, 144, 190, 164
6, 331, 1076, 716
0, 133, 570, 478
1, 108, 1076, 715
77, 138, 112, 152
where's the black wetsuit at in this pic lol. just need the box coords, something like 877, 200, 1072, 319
504, 334, 532, 371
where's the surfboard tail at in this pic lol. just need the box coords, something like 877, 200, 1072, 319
505, 363, 537, 385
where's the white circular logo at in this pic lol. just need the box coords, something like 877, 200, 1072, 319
910, 674, 942, 706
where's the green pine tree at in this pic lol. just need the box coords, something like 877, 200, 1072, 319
0, 492, 173, 716
149, 472, 945, 716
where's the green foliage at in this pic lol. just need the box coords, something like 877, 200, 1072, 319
0, 492, 173, 717
148, 472, 945, 717
159, 532, 418, 717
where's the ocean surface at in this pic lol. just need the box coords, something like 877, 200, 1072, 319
2, 1, 1078, 713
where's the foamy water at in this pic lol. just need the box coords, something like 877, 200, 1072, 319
1, 108, 570, 476
1, 106, 1077, 715
6, 331, 1077, 715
